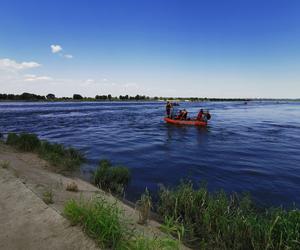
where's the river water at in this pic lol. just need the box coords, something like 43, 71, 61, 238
0, 101, 299, 207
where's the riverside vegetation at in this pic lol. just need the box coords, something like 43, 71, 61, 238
2, 133, 179, 249
64, 197, 179, 250
6, 132, 85, 171
3, 133, 300, 249
93, 159, 130, 195
157, 181, 300, 249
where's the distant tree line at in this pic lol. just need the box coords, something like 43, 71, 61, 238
95, 94, 112, 100
0, 92, 154, 101
0, 93, 46, 101
2, 92, 287, 102
118, 95, 150, 100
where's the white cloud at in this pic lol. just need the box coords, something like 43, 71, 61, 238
50, 44, 73, 59
64, 54, 73, 59
84, 78, 95, 85
51, 44, 63, 53
0, 58, 41, 71
23, 74, 52, 82
123, 82, 139, 88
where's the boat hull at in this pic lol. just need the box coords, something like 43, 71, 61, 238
164, 117, 207, 126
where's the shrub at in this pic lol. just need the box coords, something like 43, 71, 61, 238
93, 160, 130, 194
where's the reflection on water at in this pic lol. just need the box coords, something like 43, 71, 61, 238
0, 101, 300, 207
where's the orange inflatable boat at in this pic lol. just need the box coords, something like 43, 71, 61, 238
164, 117, 207, 126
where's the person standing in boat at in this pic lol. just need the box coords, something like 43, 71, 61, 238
166, 101, 173, 118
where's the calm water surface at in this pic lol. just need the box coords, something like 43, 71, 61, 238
0, 101, 299, 207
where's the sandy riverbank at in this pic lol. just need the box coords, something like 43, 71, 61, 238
0, 143, 185, 249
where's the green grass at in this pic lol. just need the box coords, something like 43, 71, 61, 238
157, 181, 300, 249
160, 216, 185, 243
64, 198, 126, 249
38, 141, 85, 171
6, 133, 20, 146
7, 133, 40, 151
42, 189, 54, 204
6, 132, 85, 171
128, 236, 179, 250
93, 159, 130, 194
64, 198, 178, 250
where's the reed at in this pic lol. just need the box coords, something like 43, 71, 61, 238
136, 188, 152, 225
157, 181, 300, 249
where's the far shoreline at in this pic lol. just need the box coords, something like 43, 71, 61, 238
1, 99, 300, 103
1, 91, 299, 102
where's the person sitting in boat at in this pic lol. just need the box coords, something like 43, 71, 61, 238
180, 109, 188, 120
206, 111, 211, 120
197, 109, 204, 121
165, 101, 173, 118
174, 109, 182, 119
202, 111, 211, 122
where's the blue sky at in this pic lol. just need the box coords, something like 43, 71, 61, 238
0, 0, 299, 98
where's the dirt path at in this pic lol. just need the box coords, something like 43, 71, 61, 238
0, 143, 186, 250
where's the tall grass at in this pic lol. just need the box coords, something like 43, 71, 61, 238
136, 188, 152, 225
6, 132, 85, 171
38, 141, 85, 171
6, 133, 20, 146
6, 133, 40, 151
64, 198, 126, 249
64, 198, 179, 250
93, 159, 130, 194
157, 181, 300, 249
